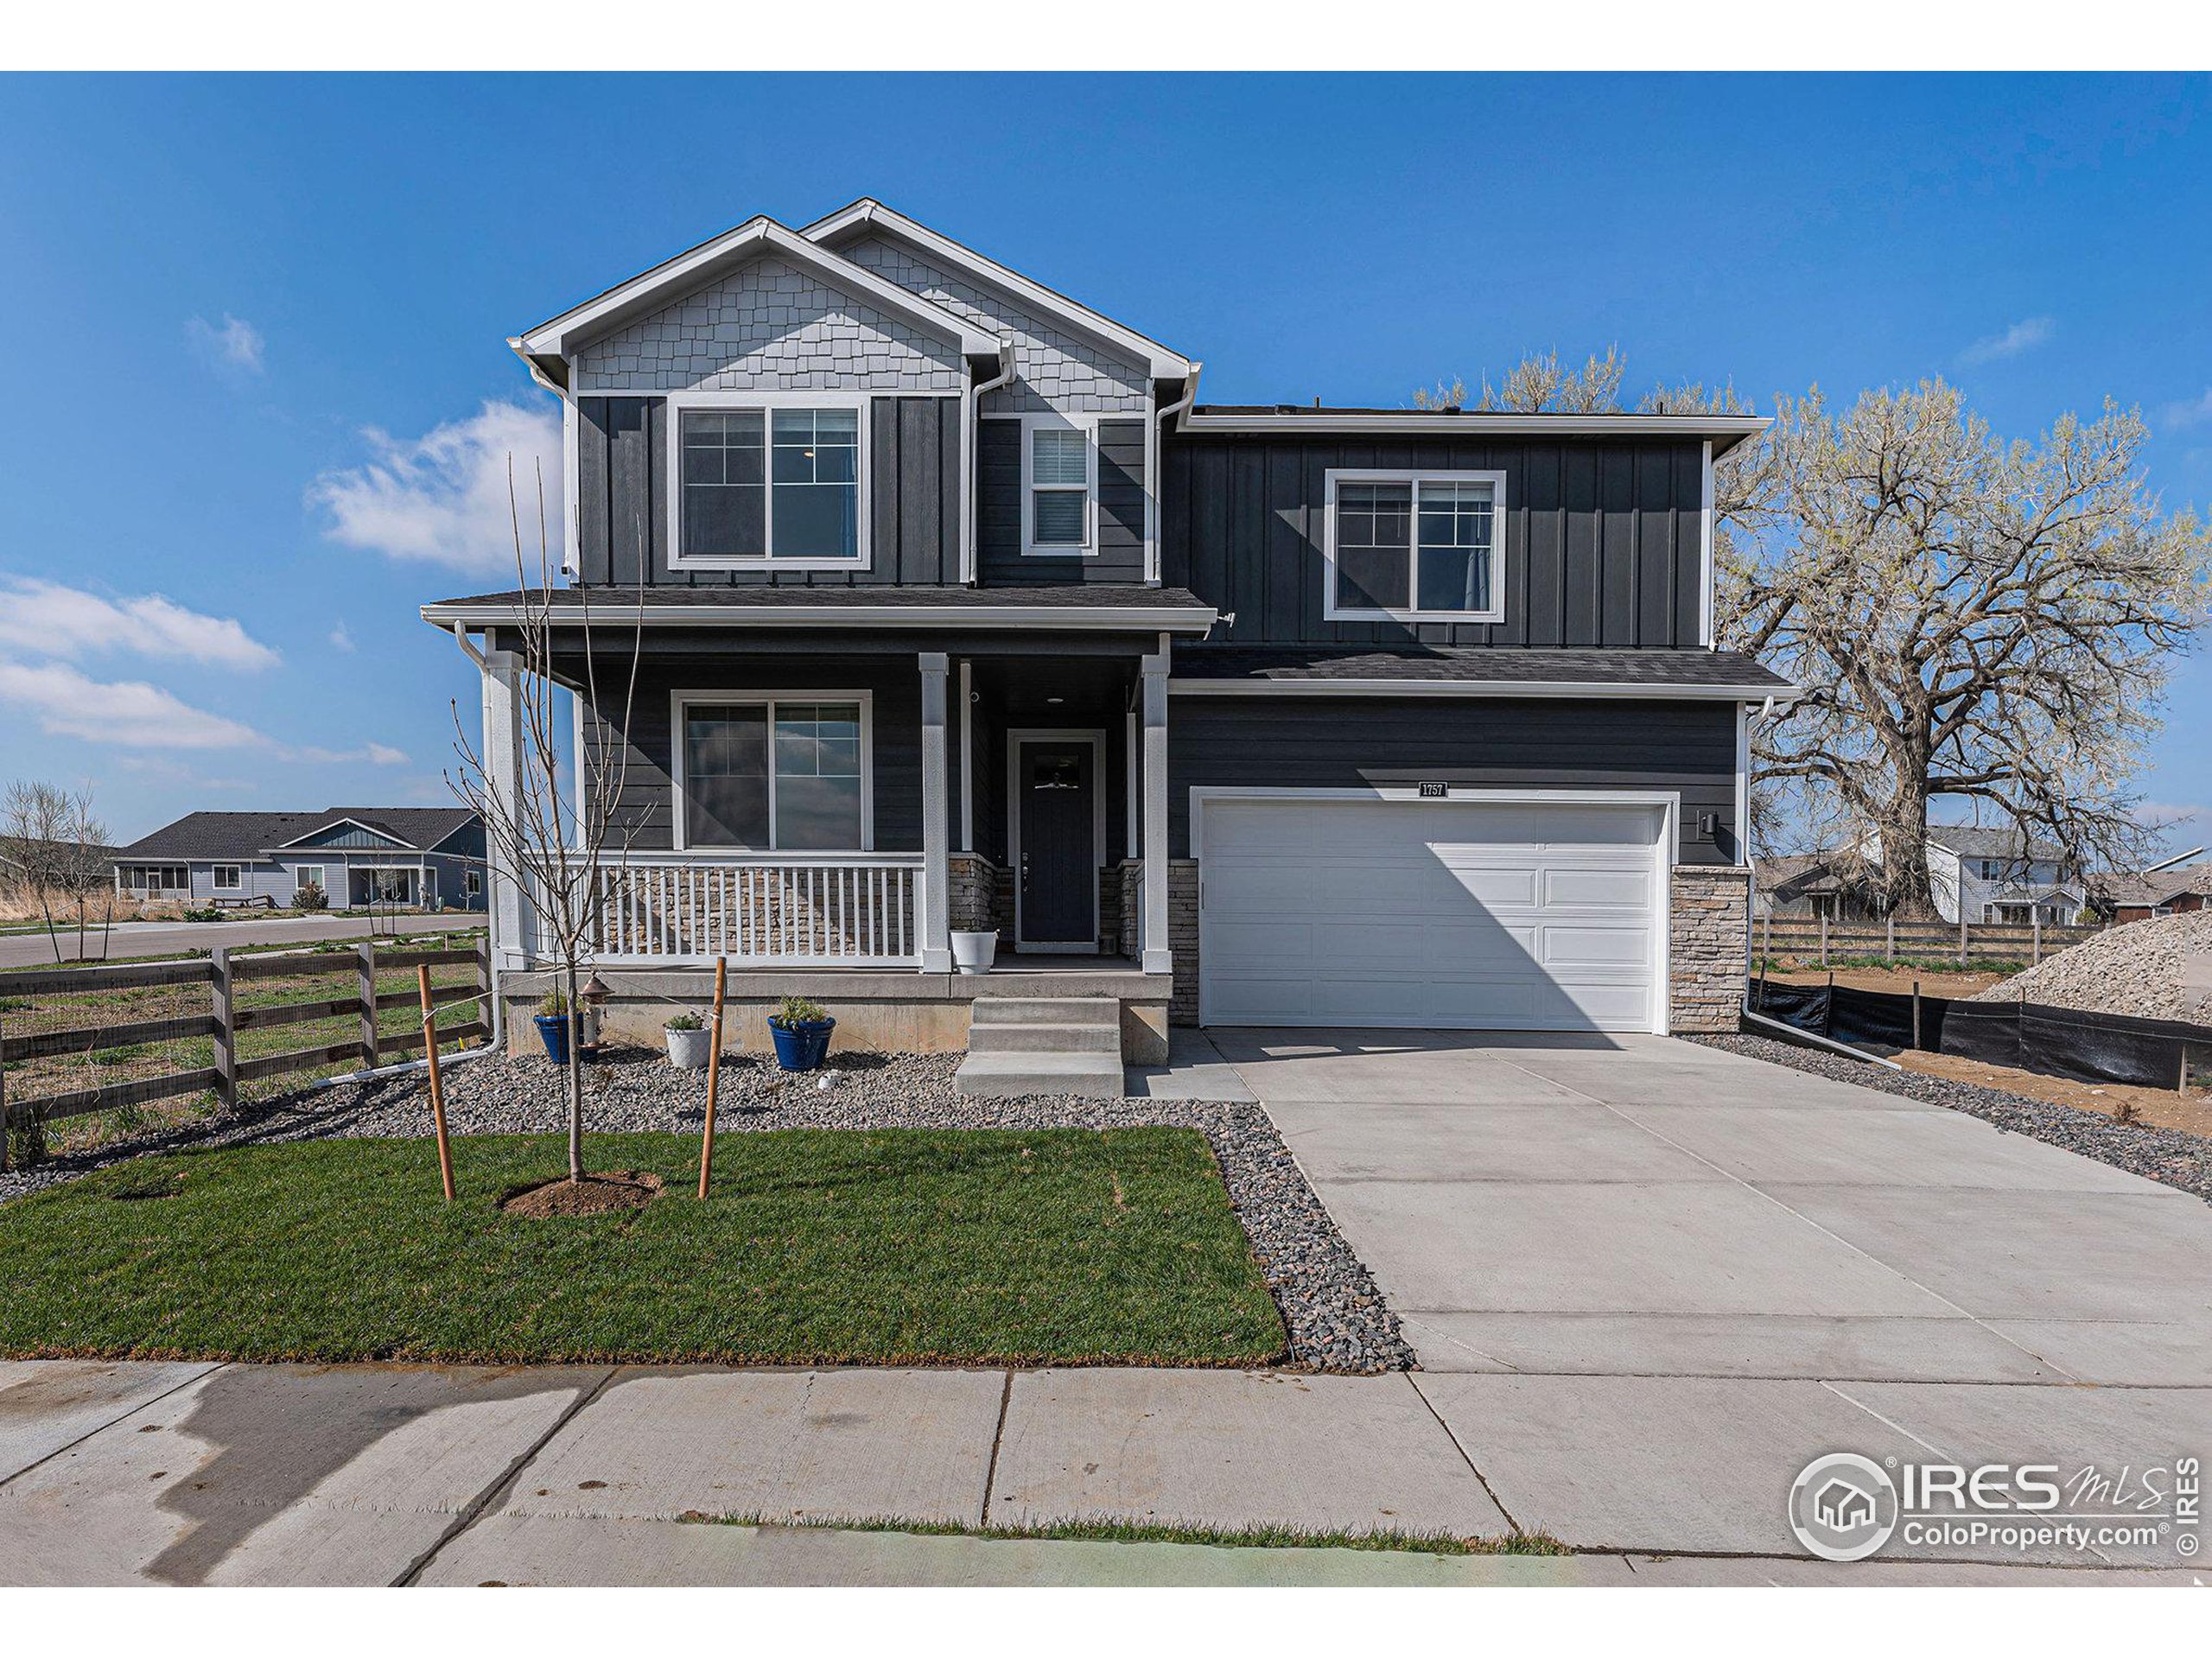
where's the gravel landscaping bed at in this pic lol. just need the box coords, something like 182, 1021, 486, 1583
0, 1047, 1414, 1375
1689, 1032, 2212, 1202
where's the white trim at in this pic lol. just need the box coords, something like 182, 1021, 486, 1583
1015, 411, 1097, 557
801, 198, 1192, 378
669, 690, 876, 855
210, 862, 243, 892
292, 864, 326, 898
957, 658, 974, 854
563, 392, 581, 579
1188, 785, 1678, 1036
1169, 678, 1797, 701
663, 392, 875, 572
1006, 728, 1107, 952
1179, 410, 1772, 452
1699, 439, 1717, 650
1321, 467, 1509, 625
423, 601, 1218, 632
515, 216, 999, 362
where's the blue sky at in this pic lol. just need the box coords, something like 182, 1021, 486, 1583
1, 72, 2207, 847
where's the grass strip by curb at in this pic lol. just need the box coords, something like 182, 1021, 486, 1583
689, 1510, 1573, 1557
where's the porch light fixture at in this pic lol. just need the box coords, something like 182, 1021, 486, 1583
1046, 696, 1065, 704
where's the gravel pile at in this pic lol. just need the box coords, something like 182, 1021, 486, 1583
1689, 1032, 2212, 1202
1967, 910, 2212, 1022
0, 1047, 1414, 1375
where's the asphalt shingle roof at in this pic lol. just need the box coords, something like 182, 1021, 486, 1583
1171, 645, 1790, 691
114, 808, 478, 861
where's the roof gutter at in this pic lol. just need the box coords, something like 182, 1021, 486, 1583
420, 601, 1220, 633
1169, 677, 1800, 701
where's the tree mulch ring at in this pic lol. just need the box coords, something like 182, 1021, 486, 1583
499, 1171, 664, 1218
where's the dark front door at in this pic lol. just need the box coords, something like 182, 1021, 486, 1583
1017, 739, 1096, 948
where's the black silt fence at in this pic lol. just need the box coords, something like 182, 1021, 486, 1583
1751, 976, 2208, 1093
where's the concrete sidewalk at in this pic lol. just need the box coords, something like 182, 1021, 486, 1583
2, 1358, 2204, 1586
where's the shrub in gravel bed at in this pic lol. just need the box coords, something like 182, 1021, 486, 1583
0, 1049, 1414, 1374
1688, 1033, 2212, 1203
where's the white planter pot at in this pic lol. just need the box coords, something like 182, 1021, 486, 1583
950, 930, 999, 976
664, 1026, 713, 1070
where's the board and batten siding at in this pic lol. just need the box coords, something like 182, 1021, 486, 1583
571, 655, 925, 852
1160, 435, 1707, 648
1167, 696, 1741, 865
574, 394, 963, 588
976, 417, 1147, 584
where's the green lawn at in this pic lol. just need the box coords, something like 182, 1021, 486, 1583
0, 1128, 1287, 1368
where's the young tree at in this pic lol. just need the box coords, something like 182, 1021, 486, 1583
447, 464, 645, 1185
1719, 383, 2212, 912
1, 780, 111, 963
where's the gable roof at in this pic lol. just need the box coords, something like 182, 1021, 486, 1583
511, 216, 1001, 389
113, 808, 479, 861
1926, 824, 2069, 861
803, 198, 1192, 378
2097, 863, 2212, 909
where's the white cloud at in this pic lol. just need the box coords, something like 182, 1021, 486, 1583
1959, 316, 2056, 365
0, 576, 281, 671
187, 313, 266, 375
2161, 389, 2212, 430
328, 620, 356, 652
310, 399, 564, 574
0, 660, 265, 749
293, 741, 409, 766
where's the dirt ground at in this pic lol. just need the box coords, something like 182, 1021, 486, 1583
1766, 965, 2012, 999
1888, 1048, 2212, 1139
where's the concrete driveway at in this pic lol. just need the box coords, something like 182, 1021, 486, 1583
1211, 1028, 2212, 1562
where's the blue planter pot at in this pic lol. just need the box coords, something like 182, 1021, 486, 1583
770, 1017, 836, 1072
534, 1013, 574, 1065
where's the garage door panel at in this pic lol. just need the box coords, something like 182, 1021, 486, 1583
1200, 798, 1664, 1033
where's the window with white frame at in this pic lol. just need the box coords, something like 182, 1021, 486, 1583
465, 869, 483, 898
675, 404, 862, 564
212, 863, 242, 891
677, 695, 869, 851
1022, 419, 1093, 554
1323, 469, 1506, 621
293, 865, 324, 897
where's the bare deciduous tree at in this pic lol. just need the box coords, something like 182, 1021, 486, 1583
1414, 346, 1627, 414
2, 780, 113, 963
447, 464, 645, 1185
1719, 382, 2212, 913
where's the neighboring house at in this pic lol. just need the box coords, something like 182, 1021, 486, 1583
1907, 826, 2084, 926
1751, 855, 1887, 921
2094, 862, 2212, 924
426, 199, 1793, 1049
111, 809, 486, 911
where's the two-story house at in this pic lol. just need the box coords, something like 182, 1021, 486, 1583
422, 201, 1793, 1075
1914, 827, 2084, 926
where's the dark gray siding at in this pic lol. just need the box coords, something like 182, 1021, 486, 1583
575, 395, 961, 587
1167, 696, 1739, 863
977, 417, 1148, 585
1161, 435, 1707, 648
570, 654, 925, 851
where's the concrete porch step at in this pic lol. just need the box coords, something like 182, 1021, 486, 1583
965, 995, 1120, 1027
966, 1020, 1122, 1056
953, 1050, 1125, 1102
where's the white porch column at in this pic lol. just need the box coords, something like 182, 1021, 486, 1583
480, 648, 532, 970
918, 651, 954, 973
1141, 650, 1172, 975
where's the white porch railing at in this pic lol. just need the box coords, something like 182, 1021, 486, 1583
575, 853, 925, 967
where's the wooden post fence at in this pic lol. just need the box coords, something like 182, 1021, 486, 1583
2032, 912, 2043, 964
211, 946, 238, 1113
355, 941, 378, 1069
1820, 914, 1829, 969
1885, 915, 1895, 966
1959, 911, 1968, 969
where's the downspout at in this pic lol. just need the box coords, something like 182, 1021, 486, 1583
447, 622, 502, 1051
1151, 365, 1202, 592
1740, 692, 1788, 1017
964, 344, 1017, 585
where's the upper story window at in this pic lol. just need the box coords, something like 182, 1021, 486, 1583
673, 399, 864, 568
1021, 416, 1094, 556
1322, 468, 1507, 623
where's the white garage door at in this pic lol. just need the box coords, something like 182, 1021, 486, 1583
1198, 796, 1666, 1032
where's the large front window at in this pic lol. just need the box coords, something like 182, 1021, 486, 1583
677, 404, 861, 563
679, 696, 868, 850
1325, 469, 1506, 621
